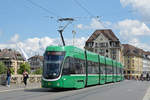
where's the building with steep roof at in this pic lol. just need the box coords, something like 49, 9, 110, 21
84, 29, 122, 62
0, 49, 25, 74
142, 51, 150, 75
122, 44, 143, 79
28, 55, 43, 72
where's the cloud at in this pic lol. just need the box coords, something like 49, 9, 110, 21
114, 19, 150, 39
113, 19, 150, 51
77, 24, 83, 29
120, 0, 150, 21
76, 18, 111, 30
0, 36, 87, 58
129, 38, 150, 51
10, 34, 19, 43
65, 37, 87, 49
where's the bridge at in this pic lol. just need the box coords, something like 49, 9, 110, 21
0, 80, 150, 100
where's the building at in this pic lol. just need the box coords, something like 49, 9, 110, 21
28, 55, 43, 72
122, 44, 143, 79
84, 29, 122, 62
142, 51, 150, 75
0, 49, 25, 74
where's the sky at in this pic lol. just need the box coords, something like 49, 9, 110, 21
0, 0, 150, 58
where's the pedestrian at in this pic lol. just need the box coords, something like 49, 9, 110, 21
6, 68, 11, 87
146, 73, 149, 81
23, 70, 29, 87
140, 73, 143, 81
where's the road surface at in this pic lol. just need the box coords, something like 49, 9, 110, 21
0, 80, 149, 100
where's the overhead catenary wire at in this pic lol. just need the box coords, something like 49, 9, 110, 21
26, 0, 61, 18
73, 0, 94, 16
73, 0, 107, 29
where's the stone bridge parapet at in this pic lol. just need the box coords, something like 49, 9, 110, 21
0, 74, 42, 85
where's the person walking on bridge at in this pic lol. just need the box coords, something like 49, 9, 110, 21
146, 73, 149, 81
23, 70, 29, 87
6, 68, 11, 87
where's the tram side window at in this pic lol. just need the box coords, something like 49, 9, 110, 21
106, 65, 108, 74
117, 67, 120, 75
88, 61, 99, 74
81, 61, 85, 74
69, 58, 76, 74
95, 62, 99, 74
111, 65, 114, 74
121, 68, 124, 74
100, 64, 105, 74
62, 57, 85, 75
62, 57, 70, 75
70, 58, 85, 74
110, 65, 113, 74
113, 64, 116, 75
106, 65, 113, 74
106, 65, 109, 74
120, 68, 122, 75
88, 61, 92, 74
119, 68, 121, 75
74, 63, 83, 74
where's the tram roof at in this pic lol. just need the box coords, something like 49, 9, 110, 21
46, 45, 83, 52
46, 46, 123, 66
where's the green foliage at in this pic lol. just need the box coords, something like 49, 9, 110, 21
10, 67, 15, 75
17, 62, 31, 74
0, 62, 7, 74
32, 68, 42, 75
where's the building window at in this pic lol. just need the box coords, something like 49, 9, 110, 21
99, 49, 105, 54
127, 71, 130, 74
128, 65, 130, 68
128, 60, 130, 64
111, 49, 116, 54
112, 55, 116, 59
99, 42, 107, 47
88, 42, 93, 47
106, 49, 108, 53
95, 42, 98, 47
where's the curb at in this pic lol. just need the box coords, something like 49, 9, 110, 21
143, 85, 150, 100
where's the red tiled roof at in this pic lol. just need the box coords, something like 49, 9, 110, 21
122, 44, 143, 57
143, 51, 150, 55
28, 55, 43, 61
0, 49, 25, 60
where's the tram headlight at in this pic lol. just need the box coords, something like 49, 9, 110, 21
53, 73, 57, 76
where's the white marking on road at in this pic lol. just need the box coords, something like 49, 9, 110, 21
0, 88, 25, 93
143, 85, 150, 100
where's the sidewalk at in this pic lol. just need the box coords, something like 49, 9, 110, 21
0, 83, 41, 92
143, 85, 150, 100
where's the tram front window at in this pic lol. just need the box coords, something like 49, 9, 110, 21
43, 51, 65, 79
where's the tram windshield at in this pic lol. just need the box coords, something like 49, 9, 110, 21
43, 51, 65, 79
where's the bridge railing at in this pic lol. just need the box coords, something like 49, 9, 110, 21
0, 74, 42, 85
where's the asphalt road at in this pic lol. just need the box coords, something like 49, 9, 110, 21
0, 80, 150, 100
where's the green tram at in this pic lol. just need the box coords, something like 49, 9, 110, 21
42, 46, 124, 89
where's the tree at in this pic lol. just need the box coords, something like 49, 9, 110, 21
0, 62, 7, 74
32, 68, 42, 75
10, 67, 15, 75
17, 62, 31, 74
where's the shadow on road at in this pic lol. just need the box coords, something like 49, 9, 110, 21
24, 88, 75, 93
